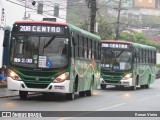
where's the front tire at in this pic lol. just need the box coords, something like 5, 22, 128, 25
145, 75, 151, 89
100, 84, 106, 90
66, 93, 74, 100
130, 86, 136, 90
140, 85, 145, 89
19, 91, 28, 100
79, 91, 85, 97
144, 84, 150, 89
86, 82, 93, 96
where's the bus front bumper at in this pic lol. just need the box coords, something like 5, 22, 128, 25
100, 77, 133, 87
7, 77, 71, 93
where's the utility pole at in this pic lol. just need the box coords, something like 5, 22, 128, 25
90, 0, 96, 33
115, 0, 122, 40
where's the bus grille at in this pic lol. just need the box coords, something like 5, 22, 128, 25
25, 83, 49, 89
105, 80, 119, 84
102, 75, 122, 84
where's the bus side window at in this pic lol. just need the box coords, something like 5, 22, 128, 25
148, 51, 150, 63
73, 34, 79, 58
84, 37, 87, 59
133, 49, 137, 63
146, 50, 149, 64
98, 42, 101, 60
79, 35, 83, 58
154, 51, 156, 64
88, 39, 92, 59
92, 40, 94, 59
151, 51, 153, 63
138, 49, 141, 63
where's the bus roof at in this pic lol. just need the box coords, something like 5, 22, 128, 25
101, 40, 132, 44
68, 24, 101, 41
14, 21, 101, 41
101, 39, 156, 51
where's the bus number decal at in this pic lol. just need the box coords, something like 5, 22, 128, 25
14, 58, 21, 63
19, 25, 63, 33
20, 26, 31, 32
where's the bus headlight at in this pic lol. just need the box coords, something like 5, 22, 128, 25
8, 70, 21, 80
122, 73, 132, 80
53, 72, 69, 83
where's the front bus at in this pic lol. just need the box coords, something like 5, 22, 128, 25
8, 21, 71, 99
6, 21, 68, 100
7, 21, 101, 100
100, 40, 156, 90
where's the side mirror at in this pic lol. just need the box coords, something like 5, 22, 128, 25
3, 27, 11, 47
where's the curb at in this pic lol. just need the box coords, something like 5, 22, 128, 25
0, 85, 7, 88
0, 92, 38, 98
0, 95, 19, 98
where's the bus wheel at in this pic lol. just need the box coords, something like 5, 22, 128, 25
145, 75, 151, 89
130, 86, 136, 90
100, 84, 106, 90
79, 91, 85, 97
19, 91, 28, 100
86, 84, 93, 96
66, 93, 74, 100
86, 90, 92, 96
140, 85, 145, 89
86, 77, 94, 96
144, 84, 150, 89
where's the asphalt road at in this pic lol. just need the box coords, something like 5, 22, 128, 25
0, 79, 160, 120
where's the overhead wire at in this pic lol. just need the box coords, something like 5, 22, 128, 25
5, 0, 115, 26
6, 0, 67, 20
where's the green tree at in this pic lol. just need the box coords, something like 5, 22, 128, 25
96, 19, 114, 39
120, 32, 160, 50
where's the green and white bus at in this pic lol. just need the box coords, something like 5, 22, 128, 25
7, 21, 101, 100
101, 40, 156, 90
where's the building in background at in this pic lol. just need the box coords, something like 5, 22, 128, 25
98, 0, 134, 8
134, 0, 156, 9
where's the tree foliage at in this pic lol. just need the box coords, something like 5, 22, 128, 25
120, 32, 160, 50
96, 19, 115, 40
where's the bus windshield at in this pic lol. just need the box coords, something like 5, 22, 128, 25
101, 48, 132, 71
10, 35, 68, 69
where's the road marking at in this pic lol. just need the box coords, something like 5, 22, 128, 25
58, 117, 72, 120
138, 97, 149, 101
96, 103, 126, 111
155, 94, 160, 97
58, 96, 160, 120
58, 103, 126, 120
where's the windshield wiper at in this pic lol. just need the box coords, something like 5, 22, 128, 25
116, 50, 124, 58
43, 36, 55, 48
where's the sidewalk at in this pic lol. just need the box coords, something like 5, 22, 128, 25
0, 84, 38, 98
0, 84, 19, 98
0, 83, 19, 98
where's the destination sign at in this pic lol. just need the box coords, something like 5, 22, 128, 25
16, 25, 65, 34
101, 43, 129, 49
